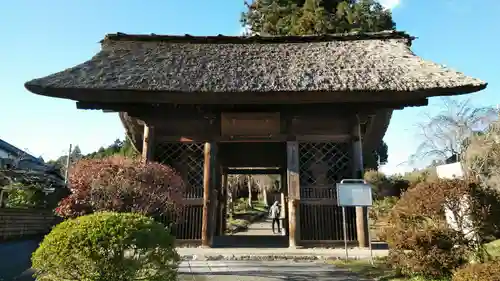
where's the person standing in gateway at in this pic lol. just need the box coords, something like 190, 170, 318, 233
269, 201, 281, 234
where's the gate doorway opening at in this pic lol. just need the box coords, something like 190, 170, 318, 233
213, 142, 289, 248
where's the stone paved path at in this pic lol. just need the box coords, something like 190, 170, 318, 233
233, 218, 284, 236
178, 260, 370, 281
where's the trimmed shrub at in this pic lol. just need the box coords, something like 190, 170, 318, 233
452, 260, 500, 281
55, 156, 185, 219
32, 212, 180, 281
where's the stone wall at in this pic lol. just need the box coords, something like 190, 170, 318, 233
0, 208, 57, 241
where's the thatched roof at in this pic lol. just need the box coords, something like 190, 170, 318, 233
25, 31, 486, 103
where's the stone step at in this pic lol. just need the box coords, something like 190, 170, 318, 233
177, 246, 389, 261
213, 235, 289, 248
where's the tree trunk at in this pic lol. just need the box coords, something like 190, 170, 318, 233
247, 176, 253, 208
227, 188, 234, 220
263, 188, 269, 207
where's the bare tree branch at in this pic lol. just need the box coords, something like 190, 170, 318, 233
410, 98, 498, 167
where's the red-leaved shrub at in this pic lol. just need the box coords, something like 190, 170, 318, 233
382, 179, 496, 278
453, 260, 500, 281
56, 156, 185, 219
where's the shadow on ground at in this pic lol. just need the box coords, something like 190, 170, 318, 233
179, 261, 373, 281
180, 267, 370, 280
0, 238, 42, 281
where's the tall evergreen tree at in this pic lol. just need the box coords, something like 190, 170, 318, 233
242, 0, 393, 169
242, 0, 395, 35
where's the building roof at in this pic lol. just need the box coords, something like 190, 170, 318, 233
0, 138, 43, 164
24, 30, 487, 104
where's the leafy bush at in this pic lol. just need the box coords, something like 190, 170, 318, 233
3, 182, 69, 209
32, 212, 180, 281
4, 183, 48, 208
383, 179, 477, 278
364, 170, 408, 198
55, 156, 185, 219
385, 178, 500, 277
452, 260, 500, 281
369, 196, 398, 223
387, 227, 470, 278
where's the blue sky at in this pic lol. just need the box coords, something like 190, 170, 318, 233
1, 0, 499, 174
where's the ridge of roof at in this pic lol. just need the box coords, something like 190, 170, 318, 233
0, 138, 42, 164
101, 30, 415, 45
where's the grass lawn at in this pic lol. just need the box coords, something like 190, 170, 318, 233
328, 259, 449, 281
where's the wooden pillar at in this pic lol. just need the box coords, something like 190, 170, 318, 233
210, 150, 220, 242
141, 124, 155, 162
287, 141, 300, 248
353, 118, 369, 248
201, 142, 217, 247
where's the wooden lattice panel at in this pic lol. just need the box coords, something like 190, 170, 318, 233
156, 143, 205, 199
298, 142, 351, 200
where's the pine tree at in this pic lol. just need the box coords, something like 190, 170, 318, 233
242, 0, 395, 35
71, 145, 83, 162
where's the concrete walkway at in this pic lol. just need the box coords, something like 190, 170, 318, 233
178, 260, 371, 281
233, 217, 284, 236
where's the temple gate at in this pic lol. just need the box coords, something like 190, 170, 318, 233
24, 31, 487, 248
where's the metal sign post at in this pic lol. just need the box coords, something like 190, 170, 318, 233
341, 205, 348, 260
366, 206, 374, 265
337, 179, 374, 264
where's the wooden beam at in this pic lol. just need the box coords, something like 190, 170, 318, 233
286, 141, 300, 248
65, 87, 436, 105
217, 135, 288, 142
155, 135, 288, 143
154, 134, 352, 144
75, 100, 429, 113
295, 134, 352, 142
225, 168, 283, 175
141, 124, 155, 162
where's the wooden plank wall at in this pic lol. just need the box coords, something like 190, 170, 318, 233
0, 208, 57, 241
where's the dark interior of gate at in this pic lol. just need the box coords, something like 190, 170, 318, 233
215, 142, 289, 247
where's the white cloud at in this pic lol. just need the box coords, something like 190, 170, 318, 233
378, 0, 400, 10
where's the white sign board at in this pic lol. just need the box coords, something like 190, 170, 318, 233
436, 162, 464, 179
336, 181, 373, 207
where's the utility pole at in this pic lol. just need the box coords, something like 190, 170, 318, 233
64, 144, 72, 184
